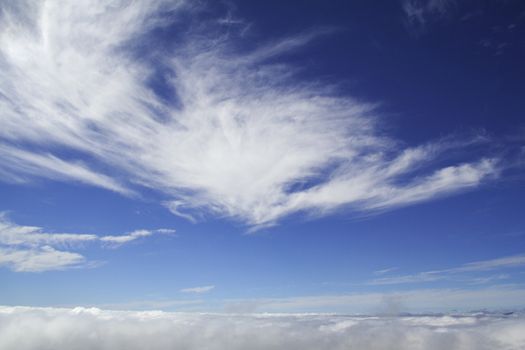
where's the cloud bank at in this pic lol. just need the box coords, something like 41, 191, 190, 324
0, 213, 174, 272
0, 306, 524, 350
0, 0, 500, 227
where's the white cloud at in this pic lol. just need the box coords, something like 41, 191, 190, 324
0, 0, 501, 228
0, 306, 524, 350
180, 285, 215, 294
0, 146, 133, 195
369, 253, 525, 285
100, 230, 154, 244
0, 213, 174, 272
0, 246, 86, 272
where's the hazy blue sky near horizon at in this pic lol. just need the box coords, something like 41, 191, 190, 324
0, 0, 524, 314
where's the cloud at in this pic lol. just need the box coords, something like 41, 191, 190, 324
369, 253, 525, 285
100, 285, 525, 315
0, 146, 133, 195
0, 246, 86, 272
226, 286, 525, 314
100, 229, 165, 245
0, 1, 501, 228
456, 255, 525, 273
402, 0, 457, 34
0, 213, 174, 272
374, 267, 399, 275
180, 285, 215, 294
0, 306, 524, 350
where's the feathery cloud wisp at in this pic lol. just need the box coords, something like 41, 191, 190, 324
0, 1, 500, 227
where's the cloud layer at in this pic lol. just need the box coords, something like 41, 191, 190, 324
0, 306, 524, 350
0, 213, 174, 272
0, 0, 500, 227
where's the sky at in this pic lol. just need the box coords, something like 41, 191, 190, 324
0, 0, 525, 316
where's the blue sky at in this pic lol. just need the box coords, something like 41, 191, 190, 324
0, 0, 524, 314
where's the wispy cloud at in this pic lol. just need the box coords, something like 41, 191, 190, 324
224, 285, 525, 314
369, 253, 525, 285
180, 285, 215, 294
402, 0, 457, 34
0, 1, 501, 228
100, 285, 525, 314
0, 213, 174, 272
0, 146, 133, 195
374, 267, 399, 275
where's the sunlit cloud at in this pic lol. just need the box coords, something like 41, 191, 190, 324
0, 213, 174, 272
0, 306, 524, 350
0, 246, 87, 273
0, 1, 501, 228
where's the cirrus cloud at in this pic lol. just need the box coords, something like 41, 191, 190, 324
0, 0, 501, 228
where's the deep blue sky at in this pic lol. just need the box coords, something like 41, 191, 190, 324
0, 0, 524, 313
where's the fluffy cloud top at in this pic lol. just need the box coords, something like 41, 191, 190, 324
0, 306, 524, 350
0, 0, 500, 228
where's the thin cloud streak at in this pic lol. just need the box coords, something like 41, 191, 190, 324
231, 286, 525, 314
99, 285, 525, 314
0, 0, 501, 227
369, 253, 525, 286
0, 145, 133, 195
374, 267, 399, 275
0, 213, 174, 272
180, 285, 216, 294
